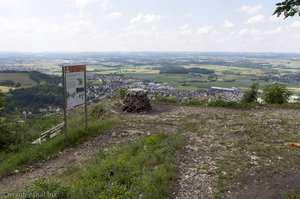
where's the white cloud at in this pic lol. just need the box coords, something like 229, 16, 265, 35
130, 13, 164, 24
177, 24, 193, 35
64, 13, 74, 19
68, 0, 99, 7
197, 25, 213, 34
182, 13, 193, 18
244, 15, 265, 24
291, 21, 300, 28
0, 0, 18, 6
237, 28, 260, 37
238, 4, 263, 15
223, 20, 234, 28
269, 15, 283, 22
103, 12, 122, 21
67, 0, 111, 10
99, 0, 111, 11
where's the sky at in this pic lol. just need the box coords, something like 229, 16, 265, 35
0, 0, 300, 52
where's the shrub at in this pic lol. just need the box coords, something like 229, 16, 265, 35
207, 96, 229, 107
90, 105, 106, 118
241, 82, 259, 104
118, 88, 127, 100
0, 118, 15, 150
183, 98, 207, 106
0, 92, 4, 110
155, 94, 179, 105
263, 83, 292, 104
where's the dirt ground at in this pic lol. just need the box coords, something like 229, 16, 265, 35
0, 103, 299, 198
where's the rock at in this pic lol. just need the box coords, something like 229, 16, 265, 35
122, 88, 152, 113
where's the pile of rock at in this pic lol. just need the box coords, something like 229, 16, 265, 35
122, 88, 152, 113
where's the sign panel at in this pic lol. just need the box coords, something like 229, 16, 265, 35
64, 65, 86, 110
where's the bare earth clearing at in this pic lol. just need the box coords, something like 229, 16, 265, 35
1, 104, 299, 198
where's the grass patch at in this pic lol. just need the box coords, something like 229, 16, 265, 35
0, 86, 15, 93
0, 119, 116, 178
283, 191, 300, 199
18, 133, 182, 199
155, 95, 179, 105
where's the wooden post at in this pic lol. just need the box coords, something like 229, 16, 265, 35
62, 67, 68, 142
84, 65, 88, 129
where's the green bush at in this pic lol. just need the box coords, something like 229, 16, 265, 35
241, 82, 259, 104
118, 88, 127, 100
183, 98, 207, 106
0, 92, 4, 110
90, 104, 106, 118
155, 94, 179, 105
263, 83, 292, 104
0, 118, 15, 150
207, 97, 251, 109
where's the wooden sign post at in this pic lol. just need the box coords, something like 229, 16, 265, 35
62, 65, 87, 141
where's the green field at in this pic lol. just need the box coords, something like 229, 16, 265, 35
0, 73, 37, 87
0, 86, 14, 93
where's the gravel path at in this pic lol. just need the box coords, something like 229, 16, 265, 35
169, 132, 216, 199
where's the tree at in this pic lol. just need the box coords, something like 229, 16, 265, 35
0, 92, 4, 110
274, 0, 300, 18
241, 82, 259, 104
263, 83, 292, 104
0, 118, 14, 150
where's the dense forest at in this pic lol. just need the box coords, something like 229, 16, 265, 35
159, 66, 214, 74
4, 72, 63, 113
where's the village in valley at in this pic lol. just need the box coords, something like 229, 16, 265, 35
1, 52, 300, 116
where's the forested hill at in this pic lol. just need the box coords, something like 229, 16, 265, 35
4, 72, 63, 113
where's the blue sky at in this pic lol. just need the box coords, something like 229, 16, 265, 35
0, 0, 299, 52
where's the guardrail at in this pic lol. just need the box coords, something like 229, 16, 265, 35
32, 122, 64, 144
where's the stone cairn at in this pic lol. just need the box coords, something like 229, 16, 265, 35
122, 88, 152, 113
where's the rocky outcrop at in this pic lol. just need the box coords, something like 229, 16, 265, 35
122, 88, 152, 113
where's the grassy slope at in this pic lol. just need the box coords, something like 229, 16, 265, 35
0, 112, 116, 177
20, 133, 182, 199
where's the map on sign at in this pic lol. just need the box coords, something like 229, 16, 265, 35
64, 65, 86, 110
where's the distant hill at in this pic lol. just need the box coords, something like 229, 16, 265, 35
3, 71, 62, 113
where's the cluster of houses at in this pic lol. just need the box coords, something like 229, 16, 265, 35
87, 74, 246, 103
17, 73, 299, 115
0, 64, 52, 73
